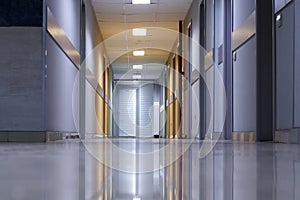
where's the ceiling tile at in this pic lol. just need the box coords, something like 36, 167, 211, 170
92, 0, 193, 79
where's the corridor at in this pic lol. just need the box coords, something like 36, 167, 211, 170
0, 0, 300, 199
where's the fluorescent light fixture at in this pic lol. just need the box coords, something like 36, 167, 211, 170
132, 28, 147, 36
133, 198, 141, 200
132, 0, 150, 4
132, 65, 143, 70
133, 50, 145, 56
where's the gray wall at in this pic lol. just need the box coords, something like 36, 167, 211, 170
275, 2, 294, 130
294, 0, 300, 127
84, 0, 107, 134
45, 35, 78, 132
184, 0, 200, 46
205, 0, 214, 135
184, 0, 226, 136
275, 0, 300, 129
233, 36, 257, 132
45, 0, 81, 132
274, 0, 293, 13
206, 0, 214, 51
232, 0, 255, 31
0, 27, 43, 131
206, 67, 214, 131
184, 0, 201, 138
85, 0, 103, 55
214, 0, 225, 133
232, 0, 257, 133
47, 0, 81, 52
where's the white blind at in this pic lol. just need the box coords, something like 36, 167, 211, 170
138, 84, 154, 137
118, 88, 136, 137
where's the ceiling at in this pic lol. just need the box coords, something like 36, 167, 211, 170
91, 0, 193, 80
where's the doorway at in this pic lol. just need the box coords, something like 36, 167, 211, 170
113, 82, 161, 138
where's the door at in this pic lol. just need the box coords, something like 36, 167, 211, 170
275, 2, 294, 130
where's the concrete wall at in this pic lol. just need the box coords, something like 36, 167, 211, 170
0, 27, 43, 131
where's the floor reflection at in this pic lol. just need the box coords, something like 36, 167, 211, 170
1, 140, 300, 200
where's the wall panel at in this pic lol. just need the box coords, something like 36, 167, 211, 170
47, 0, 81, 51
0, 27, 43, 131
138, 84, 155, 138
84, 0, 109, 135
206, 0, 214, 51
275, 3, 294, 130
294, 0, 300, 127
206, 67, 214, 131
214, 0, 225, 134
85, 81, 100, 134
46, 34, 78, 132
274, 0, 293, 13
233, 0, 255, 31
233, 36, 256, 132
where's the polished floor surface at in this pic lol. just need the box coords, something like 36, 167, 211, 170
0, 139, 300, 200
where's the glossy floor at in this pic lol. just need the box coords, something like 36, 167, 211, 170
0, 140, 300, 200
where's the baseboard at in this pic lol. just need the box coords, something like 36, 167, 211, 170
46, 132, 64, 141
0, 131, 47, 142
232, 132, 256, 142
275, 129, 300, 144
46, 132, 81, 141
0, 131, 79, 142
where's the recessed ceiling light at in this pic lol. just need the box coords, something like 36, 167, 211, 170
133, 65, 143, 70
132, 28, 147, 36
133, 50, 145, 56
132, 0, 150, 4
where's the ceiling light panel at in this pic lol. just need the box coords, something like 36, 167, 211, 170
133, 50, 145, 56
132, 0, 150, 4
132, 28, 147, 36
132, 65, 143, 69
